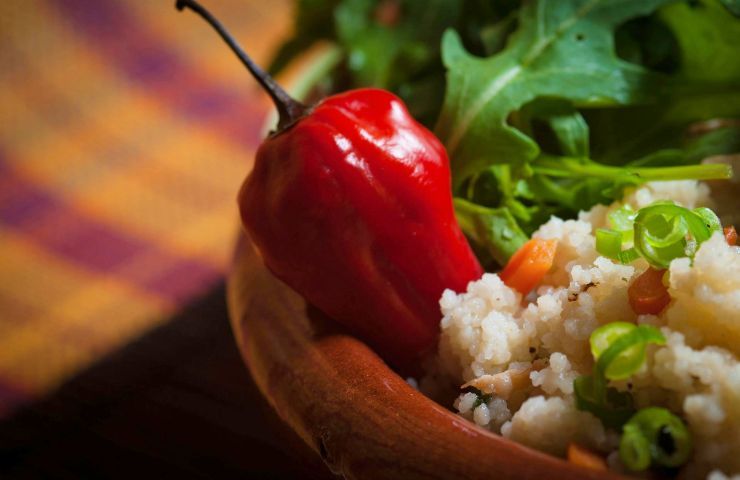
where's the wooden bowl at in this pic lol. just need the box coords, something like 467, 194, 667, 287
226, 233, 625, 479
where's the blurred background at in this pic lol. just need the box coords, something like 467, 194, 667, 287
0, 0, 330, 477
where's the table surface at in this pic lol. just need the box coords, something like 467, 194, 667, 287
0, 0, 288, 417
0, 0, 337, 476
1, 284, 334, 479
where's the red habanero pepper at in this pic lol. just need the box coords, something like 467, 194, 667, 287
177, 0, 484, 372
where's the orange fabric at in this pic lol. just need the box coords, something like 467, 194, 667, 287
0, 0, 291, 417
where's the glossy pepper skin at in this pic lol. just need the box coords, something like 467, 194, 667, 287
239, 88, 483, 372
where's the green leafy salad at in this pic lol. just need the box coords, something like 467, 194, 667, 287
271, 0, 739, 268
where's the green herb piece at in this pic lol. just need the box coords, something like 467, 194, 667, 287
619, 407, 692, 470
574, 375, 635, 429
473, 392, 492, 408
597, 205, 639, 262
587, 0, 740, 164
633, 202, 721, 268
529, 102, 591, 158
435, 0, 674, 185
455, 198, 529, 267
620, 423, 653, 471
661, 0, 740, 83
463, 386, 493, 409
574, 323, 665, 427
590, 322, 636, 360
458, 157, 729, 266
594, 324, 665, 381
596, 228, 624, 260
693, 207, 722, 234
531, 156, 731, 184
596, 202, 723, 266
609, 205, 637, 241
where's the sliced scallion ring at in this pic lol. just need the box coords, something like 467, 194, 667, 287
590, 322, 634, 360
693, 207, 721, 236
620, 423, 652, 471
596, 228, 623, 259
619, 407, 692, 470
594, 201, 722, 267
642, 214, 688, 249
632, 202, 717, 268
573, 374, 634, 429
608, 205, 637, 239
595, 325, 665, 381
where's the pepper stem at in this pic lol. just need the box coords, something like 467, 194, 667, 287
176, 0, 306, 130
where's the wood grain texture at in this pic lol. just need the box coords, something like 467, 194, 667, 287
227, 234, 628, 480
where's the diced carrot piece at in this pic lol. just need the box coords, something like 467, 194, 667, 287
500, 239, 558, 295
724, 226, 737, 246
628, 267, 671, 315
567, 443, 607, 471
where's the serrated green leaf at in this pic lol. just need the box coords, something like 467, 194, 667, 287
435, 0, 673, 188
588, 0, 740, 163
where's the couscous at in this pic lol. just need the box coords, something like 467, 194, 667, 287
430, 179, 740, 479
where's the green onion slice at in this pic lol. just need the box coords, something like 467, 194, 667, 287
633, 202, 719, 268
596, 228, 622, 259
595, 324, 665, 381
574, 375, 634, 429
619, 407, 692, 470
575, 323, 667, 428
609, 205, 637, 242
693, 207, 721, 238
642, 214, 688, 249
595, 202, 722, 268
620, 423, 652, 471
596, 228, 640, 264
590, 322, 635, 359
616, 247, 640, 264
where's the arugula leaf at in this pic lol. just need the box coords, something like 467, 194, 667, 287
272, 0, 738, 267
661, 0, 740, 82
528, 101, 590, 157
438, 0, 736, 263
435, 0, 673, 187
587, 0, 740, 163
455, 198, 529, 266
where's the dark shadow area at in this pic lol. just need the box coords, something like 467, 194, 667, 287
0, 284, 333, 479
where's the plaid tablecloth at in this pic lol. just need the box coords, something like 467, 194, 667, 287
0, 0, 290, 418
